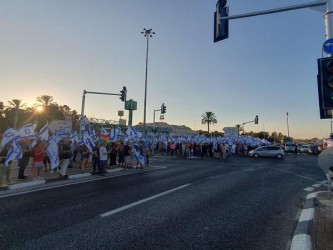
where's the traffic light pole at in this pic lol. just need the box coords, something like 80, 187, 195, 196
81, 90, 124, 117
219, 0, 333, 39
151, 108, 161, 156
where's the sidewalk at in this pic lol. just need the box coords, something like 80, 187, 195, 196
0, 160, 124, 191
311, 192, 333, 250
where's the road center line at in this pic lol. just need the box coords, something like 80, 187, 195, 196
100, 184, 191, 218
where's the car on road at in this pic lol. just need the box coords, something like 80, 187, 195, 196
299, 145, 310, 153
248, 146, 285, 159
284, 143, 296, 153
308, 144, 320, 155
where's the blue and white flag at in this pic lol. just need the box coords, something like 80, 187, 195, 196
46, 136, 59, 170
126, 126, 139, 140
0, 127, 19, 150
83, 132, 95, 153
110, 127, 120, 142
79, 115, 89, 133
100, 127, 109, 136
37, 122, 49, 141
55, 125, 71, 140
17, 123, 36, 139
5, 140, 22, 167
69, 131, 78, 142
134, 151, 146, 165
77, 135, 85, 147
88, 126, 96, 137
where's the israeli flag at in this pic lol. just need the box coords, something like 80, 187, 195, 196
17, 123, 36, 139
79, 115, 89, 133
46, 136, 59, 170
83, 132, 95, 153
100, 127, 109, 136
126, 126, 139, 140
5, 139, 22, 167
69, 131, 78, 142
37, 122, 49, 142
55, 125, 71, 140
0, 127, 19, 150
134, 151, 146, 165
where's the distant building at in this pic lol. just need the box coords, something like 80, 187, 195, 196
134, 122, 197, 135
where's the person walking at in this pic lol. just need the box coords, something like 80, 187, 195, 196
79, 144, 90, 173
98, 142, 108, 175
33, 140, 46, 180
17, 139, 32, 180
92, 142, 100, 174
123, 141, 131, 170
118, 141, 125, 167
59, 139, 71, 177
0, 144, 12, 187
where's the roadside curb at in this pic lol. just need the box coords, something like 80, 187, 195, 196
8, 179, 46, 190
290, 191, 324, 250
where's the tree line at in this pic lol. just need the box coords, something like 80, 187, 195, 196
0, 95, 80, 132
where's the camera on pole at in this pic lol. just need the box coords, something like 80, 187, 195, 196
120, 86, 127, 102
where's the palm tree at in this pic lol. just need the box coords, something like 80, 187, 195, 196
201, 112, 217, 133
0, 102, 4, 118
36, 95, 55, 107
7, 99, 27, 129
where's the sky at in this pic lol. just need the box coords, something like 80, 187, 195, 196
0, 0, 330, 139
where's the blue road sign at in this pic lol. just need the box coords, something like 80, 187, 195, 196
323, 38, 333, 54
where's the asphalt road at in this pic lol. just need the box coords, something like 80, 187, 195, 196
0, 153, 326, 250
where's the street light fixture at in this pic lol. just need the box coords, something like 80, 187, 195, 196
141, 28, 155, 137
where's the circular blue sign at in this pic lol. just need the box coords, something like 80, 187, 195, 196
323, 38, 333, 54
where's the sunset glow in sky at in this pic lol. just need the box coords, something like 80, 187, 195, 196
0, 0, 331, 139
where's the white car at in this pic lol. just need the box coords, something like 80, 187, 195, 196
299, 145, 310, 153
249, 146, 285, 159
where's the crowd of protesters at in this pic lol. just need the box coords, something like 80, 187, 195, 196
0, 131, 267, 187
153, 141, 256, 159
0, 138, 152, 187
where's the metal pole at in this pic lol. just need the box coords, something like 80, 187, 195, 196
81, 90, 86, 117
287, 112, 290, 137
220, 0, 328, 21
143, 35, 149, 138
325, 0, 333, 39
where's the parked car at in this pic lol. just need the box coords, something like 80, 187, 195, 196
284, 143, 296, 153
308, 144, 320, 155
299, 145, 310, 153
248, 146, 285, 159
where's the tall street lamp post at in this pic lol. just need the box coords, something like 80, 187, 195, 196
141, 28, 155, 137
286, 112, 290, 137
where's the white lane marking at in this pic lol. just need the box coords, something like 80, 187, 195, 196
307, 191, 325, 199
0, 166, 168, 199
269, 168, 316, 182
304, 187, 315, 192
290, 234, 312, 250
312, 184, 321, 188
100, 184, 191, 218
299, 208, 314, 222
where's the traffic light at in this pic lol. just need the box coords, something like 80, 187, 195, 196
318, 58, 333, 119
254, 115, 259, 124
161, 103, 166, 114
214, 0, 228, 43
120, 86, 127, 102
